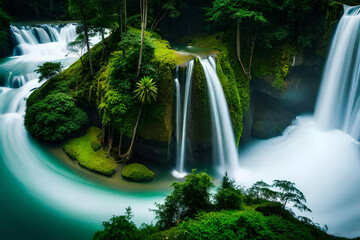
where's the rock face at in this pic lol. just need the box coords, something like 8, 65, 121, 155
121, 163, 155, 182
244, 52, 324, 140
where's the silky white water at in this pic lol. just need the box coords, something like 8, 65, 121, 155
236, 5, 360, 238
0, 24, 165, 239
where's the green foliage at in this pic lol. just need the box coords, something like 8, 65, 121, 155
67, 34, 87, 60
153, 169, 214, 229
121, 163, 155, 182
214, 172, 243, 211
134, 76, 158, 104
247, 180, 278, 203
24, 92, 89, 142
63, 127, 117, 176
93, 207, 140, 240
34, 62, 64, 82
272, 180, 312, 213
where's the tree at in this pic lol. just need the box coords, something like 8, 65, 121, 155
272, 180, 312, 213
247, 180, 277, 203
24, 93, 89, 142
34, 62, 63, 82
150, 0, 183, 30
137, 0, 148, 77
206, 0, 267, 79
119, 76, 157, 163
153, 169, 214, 229
93, 207, 139, 240
67, 34, 87, 69
68, 0, 95, 76
214, 172, 243, 210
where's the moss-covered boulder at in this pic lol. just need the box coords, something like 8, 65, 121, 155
90, 141, 101, 152
121, 163, 155, 182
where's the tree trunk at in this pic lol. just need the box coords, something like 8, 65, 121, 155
107, 127, 114, 157
248, 25, 258, 80
119, 104, 143, 162
102, 126, 106, 146
137, 0, 147, 77
82, 9, 94, 76
118, 133, 122, 156
236, 21, 247, 77
124, 0, 127, 32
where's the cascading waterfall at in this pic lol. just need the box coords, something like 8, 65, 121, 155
173, 57, 238, 177
173, 60, 194, 177
200, 57, 238, 173
315, 5, 360, 140
1, 24, 79, 88
174, 67, 182, 172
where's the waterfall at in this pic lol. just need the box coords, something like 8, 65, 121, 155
200, 57, 238, 172
1, 24, 79, 88
173, 60, 194, 177
315, 5, 360, 140
174, 67, 182, 172
173, 57, 238, 177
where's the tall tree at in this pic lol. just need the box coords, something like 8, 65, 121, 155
206, 0, 267, 79
119, 76, 157, 163
137, 0, 148, 77
69, 0, 95, 76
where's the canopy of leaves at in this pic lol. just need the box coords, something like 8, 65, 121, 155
214, 172, 243, 210
153, 169, 214, 229
34, 62, 63, 82
24, 93, 89, 142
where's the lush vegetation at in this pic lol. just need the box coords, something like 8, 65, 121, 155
34, 62, 63, 82
94, 171, 345, 240
63, 126, 117, 176
121, 163, 155, 182
25, 92, 89, 142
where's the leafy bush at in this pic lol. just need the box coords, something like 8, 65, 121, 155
121, 163, 155, 182
214, 172, 243, 210
24, 92, 89, 142
153, 169, 214, 229
34, 62, 63, 82
93, 207, 139, 240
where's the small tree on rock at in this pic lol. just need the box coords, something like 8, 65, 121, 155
34, 62, 63, 82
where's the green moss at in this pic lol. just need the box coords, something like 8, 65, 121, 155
252, 44, 296, 93
90, 141, 101, 152
63, 127, 117, 176
121, 163, 155, 182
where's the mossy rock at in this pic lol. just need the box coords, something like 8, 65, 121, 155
121, 163, 155, 182
62, 127, 117, 176
90, 141, 101, 152
63, 144, 78, 160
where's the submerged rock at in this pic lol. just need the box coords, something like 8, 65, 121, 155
121, 163, 155, 182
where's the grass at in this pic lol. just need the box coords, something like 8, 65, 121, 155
63, 126, 117, 176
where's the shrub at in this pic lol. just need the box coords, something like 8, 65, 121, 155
214, 172, 243, 210
121, 163, 155, 182
25, 93, 89, 142
34, 62, 63, 82
153, 169, 214, 229
93, 207, 139, 240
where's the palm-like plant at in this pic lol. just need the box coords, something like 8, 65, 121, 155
119, 76, 158, 162
134, 76, 158, 104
